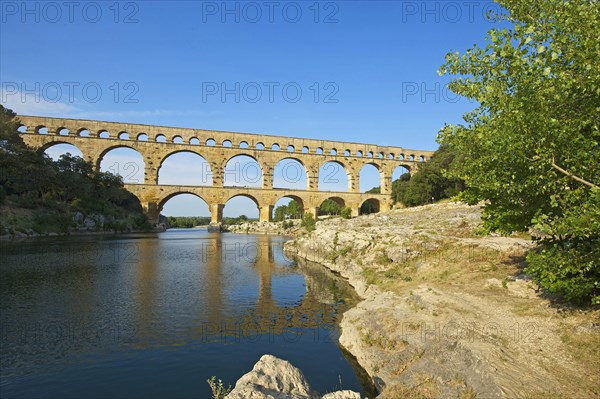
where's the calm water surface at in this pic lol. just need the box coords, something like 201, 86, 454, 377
0, 229, 374, 398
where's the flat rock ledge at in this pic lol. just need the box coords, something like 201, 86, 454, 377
226, 355, 360, 399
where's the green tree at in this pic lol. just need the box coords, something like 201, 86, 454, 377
320, 199, 341, 215
0, 105, 24, 148
286, 199, 302, 219
438, 0, 600, 304
273, 204, 288, 222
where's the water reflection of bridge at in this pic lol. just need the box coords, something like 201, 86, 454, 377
134, 235, 355, 343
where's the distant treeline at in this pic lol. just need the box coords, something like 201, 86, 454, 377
166, 215, 256, 228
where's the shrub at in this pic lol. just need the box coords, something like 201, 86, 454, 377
340, 206, 352, 219
301, 212, 316, 232
526, 239, 600, 305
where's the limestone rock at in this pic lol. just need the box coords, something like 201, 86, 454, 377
226, 355, 361, 399
226, 355, 316, 399
321, 391, 361, 399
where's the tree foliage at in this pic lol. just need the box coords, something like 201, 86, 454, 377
438, 0, 600, 304
273, 199, 303, 221
0, 105, 150, 233
392, 145, 465, 207
319, 199, 341, 215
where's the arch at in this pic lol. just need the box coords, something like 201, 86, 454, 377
36, 125, 49, 135
78, 128, 90, 137
272, 196, 304, 220
137, 133, 149, 141
206, 138, 216, 146
98, 146, 145, 184
330, 148, 337, 156
392, 165, 411, 181
58, 127, 69, 136
256, 142, 265, 150
287, 145, 295, 153
419, 155, 425, 162
319, 197, 345, 216
156, 134, 167, 143
360, 198, 380, 215
316, 147, 323, 155
359, 163, 381, 193
98, 130, 110, 138
159, 192, 211, 219
224, 154, 262, 188
318, 160, 349, 192
356, 150, 363, 157
118, 131, 130, 140
239, 141, 249, 149
271, 143, 280, 151
301, 146, 309, 154
367, 151, 373, 158
158, 151, 212, 186
41, 142, 83, 161
223, 139, 233, 147
17, 124, 27, 133
378, 152, 384, 159
173, 135, 184, 144
190, 137, 200, 145
344, 149, 351, 157
388, 153, 395, 159
224, 194, 260, 220
273, 158, 307, 190
399, 154, 405, 160
409, 154, 415, 161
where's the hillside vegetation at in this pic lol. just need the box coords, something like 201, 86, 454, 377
0, 106, 150, 236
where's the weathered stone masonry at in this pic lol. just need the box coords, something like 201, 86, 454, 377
17, 115, 434, 224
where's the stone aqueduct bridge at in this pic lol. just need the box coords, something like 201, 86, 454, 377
17, 116, 434, 225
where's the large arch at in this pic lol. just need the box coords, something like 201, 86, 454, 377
360, 198, 380, 215
223, 194, 260, 220
318, 161, 349, 192
159, 192, 211, 219
158, 151, 212, 186
318, 196, 345, 216
392, 165, 411, 180
98, 146, 145, 184
224, 155, 262, 188
359, 163, 381, 193
40, 142, 84, 160
272, 195, 305, 220
273, 158, 307, 190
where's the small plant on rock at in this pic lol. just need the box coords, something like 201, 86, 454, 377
207, 376, 231, 399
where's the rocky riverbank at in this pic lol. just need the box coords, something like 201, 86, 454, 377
226, 219, 303, 235
283, 202, 600, 398
0, 205, 155, 240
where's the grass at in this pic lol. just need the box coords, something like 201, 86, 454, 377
360, 331, 406, 351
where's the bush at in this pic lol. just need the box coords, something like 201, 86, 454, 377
301, 212, 316, 232
340, 206, 352, 219
32, 212, 71, 234
526, 239, 600, 305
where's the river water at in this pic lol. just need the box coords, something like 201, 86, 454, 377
0, 229, 374, 398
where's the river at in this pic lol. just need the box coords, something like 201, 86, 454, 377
0, 229, 375, 398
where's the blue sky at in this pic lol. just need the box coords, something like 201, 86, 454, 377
1, 1, 506, 217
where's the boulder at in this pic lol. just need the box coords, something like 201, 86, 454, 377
226, 355, 361, 399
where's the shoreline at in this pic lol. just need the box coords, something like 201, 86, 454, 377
282, 202, 599, 398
